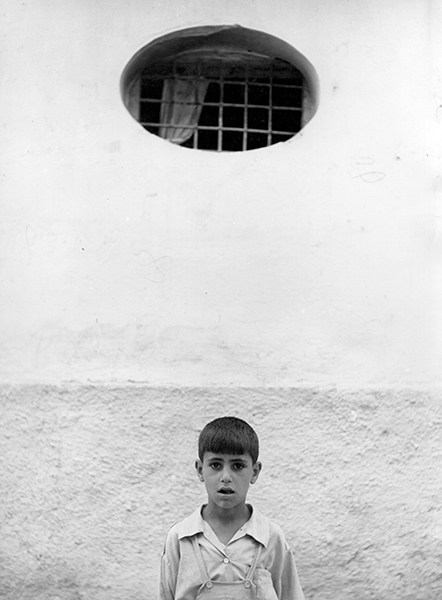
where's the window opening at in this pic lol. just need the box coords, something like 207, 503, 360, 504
122, 26, 319, 152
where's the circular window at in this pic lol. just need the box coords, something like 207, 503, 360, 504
121, 25, 319, 152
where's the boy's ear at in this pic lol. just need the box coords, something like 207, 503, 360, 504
195, 459, 204, 482
251, 461, 262, 484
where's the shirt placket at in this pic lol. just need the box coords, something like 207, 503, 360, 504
223, 528, 249, 581
203, 526, 249, 582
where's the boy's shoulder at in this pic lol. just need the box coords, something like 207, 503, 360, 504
260, 512, 287, 536
165, 506, 204, 541
249, 505, 291, 549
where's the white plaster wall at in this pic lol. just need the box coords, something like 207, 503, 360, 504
1, 1, 442, 600
1, 0, 440, 386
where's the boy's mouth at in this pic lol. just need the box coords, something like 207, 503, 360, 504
218, 488, 235, 494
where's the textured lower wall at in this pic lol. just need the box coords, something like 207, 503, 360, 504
1, 385, 441, 600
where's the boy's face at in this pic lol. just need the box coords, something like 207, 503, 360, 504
195, 452, 262, 512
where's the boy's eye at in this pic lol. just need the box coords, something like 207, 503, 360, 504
233, 463, 245, 470
210, 462, 222, 470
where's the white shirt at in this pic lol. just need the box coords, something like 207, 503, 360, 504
159, 504, 305, 600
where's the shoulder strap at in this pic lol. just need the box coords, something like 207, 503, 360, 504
246, 542, 262, 580
191, 536, 210, 583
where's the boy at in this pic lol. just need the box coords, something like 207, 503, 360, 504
159, 416, 305, 600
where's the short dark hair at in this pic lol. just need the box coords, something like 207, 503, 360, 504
198, 416, 259, 464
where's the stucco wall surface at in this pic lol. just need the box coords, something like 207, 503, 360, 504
1, 385, 441, 600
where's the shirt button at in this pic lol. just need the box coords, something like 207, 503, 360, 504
206, 582, 213, 589
223, 558, 229, 564
245, 581, 251, 588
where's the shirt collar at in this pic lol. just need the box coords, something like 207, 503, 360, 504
175, 504, 270, 547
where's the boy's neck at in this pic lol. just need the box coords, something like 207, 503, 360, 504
202, 500, 251, 527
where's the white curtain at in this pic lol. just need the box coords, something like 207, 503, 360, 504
159, 79, 209, 144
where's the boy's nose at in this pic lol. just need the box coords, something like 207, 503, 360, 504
221, 468, 232, 482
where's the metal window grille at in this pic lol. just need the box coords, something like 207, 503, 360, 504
138, 56, 305, 151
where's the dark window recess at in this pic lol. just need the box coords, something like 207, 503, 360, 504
137, 57, 307, 151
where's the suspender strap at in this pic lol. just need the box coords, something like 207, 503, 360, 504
191, 536, 210, 583
246, 543, 262, 580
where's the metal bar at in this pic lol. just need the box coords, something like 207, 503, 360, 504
267, 64, 273, 146
218, 68, 224, 152
140, 99, 302, 113
140, 79, 302, 92
141, 122, 296, 136
243, 66, 248, 151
